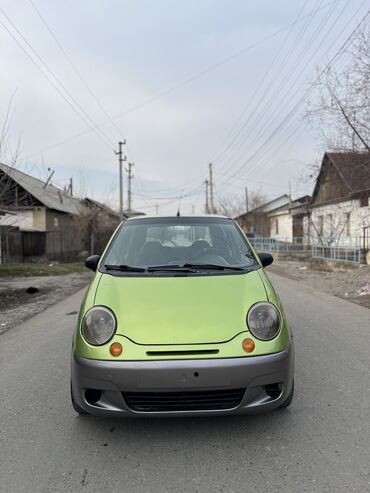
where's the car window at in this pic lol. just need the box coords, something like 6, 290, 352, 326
102, 218, 258, 271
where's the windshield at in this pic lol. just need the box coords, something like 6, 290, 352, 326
101, 217, 258, 273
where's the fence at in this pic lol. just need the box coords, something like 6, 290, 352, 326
0, 228, 64, 263
249, 236, 366, 264
250, 237, 311, 254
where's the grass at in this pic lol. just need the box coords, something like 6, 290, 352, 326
0, 262, 87, 277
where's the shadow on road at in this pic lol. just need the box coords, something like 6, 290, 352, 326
70, 408, 295, 450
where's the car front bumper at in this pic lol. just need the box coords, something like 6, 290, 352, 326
71, 345, 294, 417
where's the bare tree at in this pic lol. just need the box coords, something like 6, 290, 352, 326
0, 91, 22, 166
0, 93, 24, 208
217, 188, 267, 217
248, 188, 268, 211
75, 199, 120, 255
305, 21, 370, 152
216, 194, 245, 217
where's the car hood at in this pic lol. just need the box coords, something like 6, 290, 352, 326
94, 270, 267, 345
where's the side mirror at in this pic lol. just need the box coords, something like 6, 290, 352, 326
258, 252, 273, 268
85, 255, 101, 272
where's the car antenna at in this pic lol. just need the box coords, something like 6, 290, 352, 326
176, 209, 180, 217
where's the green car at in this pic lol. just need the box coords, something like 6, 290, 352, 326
71, 216, 294, 416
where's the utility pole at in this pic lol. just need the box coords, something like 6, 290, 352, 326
127, 162, 135, 217
115, 140, 126, 218
67, 177, 73, 196
245, 186, 249, 212
43, 168, 54, 189
209, 163, 215, 213
205, 179, 209, 214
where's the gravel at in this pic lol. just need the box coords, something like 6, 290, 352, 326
0, 272, 92, 335
267, 259, 370, 309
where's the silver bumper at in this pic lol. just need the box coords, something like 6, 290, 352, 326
71, 345, 294, 417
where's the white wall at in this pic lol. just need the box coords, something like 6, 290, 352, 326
0, 209, 46, 231
269, 212, 293, 241
303, 198, 370, 242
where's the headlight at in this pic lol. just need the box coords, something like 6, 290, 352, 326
247, 302, 280, 340
81, 306, 116, 345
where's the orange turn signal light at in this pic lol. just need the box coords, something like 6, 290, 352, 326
242, 338, 255, 353
109, 342, 123, 357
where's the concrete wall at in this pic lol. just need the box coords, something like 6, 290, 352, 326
303, 198, 370, 241
269, 212, 293, 241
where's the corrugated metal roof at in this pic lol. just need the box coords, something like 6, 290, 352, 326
0, 162, 81, 215
235, 194, 290, 219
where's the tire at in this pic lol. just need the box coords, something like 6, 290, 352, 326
70, 382, 88, 415
279, 380, 294, 408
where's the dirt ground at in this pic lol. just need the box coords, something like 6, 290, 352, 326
267, 259, 370, 309
0, 272, 92, 335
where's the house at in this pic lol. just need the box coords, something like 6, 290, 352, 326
303, 152, 370, 242
268, 196, 311, 241
235, 194, 290, 236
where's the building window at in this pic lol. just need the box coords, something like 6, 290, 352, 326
360, 195, 369, 207
318, 215, 324, 236
54, 217, 59, 227
346, 212, 351, 236
327, 214, 333, 234
275, 219, 279, 235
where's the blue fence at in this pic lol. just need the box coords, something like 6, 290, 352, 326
249, 237, 364, 263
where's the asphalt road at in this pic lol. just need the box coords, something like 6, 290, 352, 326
1, 273, 370, 493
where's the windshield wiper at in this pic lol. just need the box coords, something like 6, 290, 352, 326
104, 264, 146, 272
147, 265, 196, 273
183, 263, 246, 271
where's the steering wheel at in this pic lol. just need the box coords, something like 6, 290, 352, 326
163, 239, 177, 246
190, 247, 226, 262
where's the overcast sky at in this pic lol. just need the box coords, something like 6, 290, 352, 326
0, 0, 368, 215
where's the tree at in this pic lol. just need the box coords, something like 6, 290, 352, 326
0, 92, 22, 166
305, 21, 370, 152
216, 188, 267, 217
0, 93, 23, 208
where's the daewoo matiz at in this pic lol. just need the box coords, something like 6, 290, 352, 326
71, 216, 294, 416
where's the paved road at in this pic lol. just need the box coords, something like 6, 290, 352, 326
1, 273, 369, 493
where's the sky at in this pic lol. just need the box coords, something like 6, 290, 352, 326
0, 0, 368, 215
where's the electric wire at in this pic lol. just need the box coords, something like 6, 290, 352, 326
0, 8, 114, 149
214, 2, 368, 195
21, 0, 339, 160
27, 0, 125, 141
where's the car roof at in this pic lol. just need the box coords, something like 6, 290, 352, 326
125, 214, 230, 221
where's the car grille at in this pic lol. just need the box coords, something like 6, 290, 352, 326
122, 388, 245, 412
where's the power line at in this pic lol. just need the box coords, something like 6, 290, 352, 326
208, 0, 314, 164
214, 2, 368, 194
22, 0, 338, 160
27, 0, 125, 140
214, 0, 345, 185
0, 7, 114, 149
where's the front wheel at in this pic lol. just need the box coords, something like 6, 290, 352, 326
70, 382, 88, 415
279, 380, 294, 408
